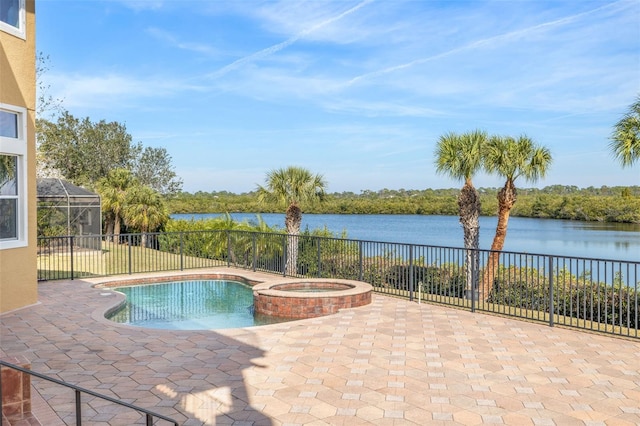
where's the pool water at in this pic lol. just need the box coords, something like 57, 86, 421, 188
107, 280, 292, 330
279, 288, 338, 293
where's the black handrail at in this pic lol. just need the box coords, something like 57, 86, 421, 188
0, 360, 179, 425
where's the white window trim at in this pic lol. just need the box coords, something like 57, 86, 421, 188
0, 103, 28, 250
0, 0, 26, 40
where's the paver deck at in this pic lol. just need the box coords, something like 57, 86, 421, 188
1, 268, 639, 425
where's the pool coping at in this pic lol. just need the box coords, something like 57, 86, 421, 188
252, 278, 372, 298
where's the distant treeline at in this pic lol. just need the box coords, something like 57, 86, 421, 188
167, 185, 640, 224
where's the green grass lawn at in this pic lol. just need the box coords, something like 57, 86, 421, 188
37, 241, 224, 280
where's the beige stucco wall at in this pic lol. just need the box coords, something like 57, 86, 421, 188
0, 0, 38, 313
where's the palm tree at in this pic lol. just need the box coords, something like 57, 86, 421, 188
435, 130, 487, 299
482, 135, 552, 298
97, 168, 137, 243
122, 185, 169, 248
257, 166, 326, 275
610, 96, 640, 168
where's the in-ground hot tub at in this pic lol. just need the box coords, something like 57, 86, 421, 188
253, 278, 372, 319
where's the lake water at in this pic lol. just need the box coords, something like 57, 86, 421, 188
171, 213, 640, 262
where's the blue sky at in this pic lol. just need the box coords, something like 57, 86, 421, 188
37, 0, 640, 193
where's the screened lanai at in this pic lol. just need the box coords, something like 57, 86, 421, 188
37, 178, 101, 237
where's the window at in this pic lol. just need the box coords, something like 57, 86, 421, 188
0, 0, 25, 39
0, 110, 18, 138
0, 104, 27, 249
0, 155, 18, 239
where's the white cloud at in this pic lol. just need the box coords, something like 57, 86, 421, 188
345, 1, 632, 89
117, 0, 163, 11
322, 99, 447, 118
46, 72, 205, 110
192, 0, 637, 122
207, 0, 373, 79
146, 27, 219, 57
251, 0, 382, 43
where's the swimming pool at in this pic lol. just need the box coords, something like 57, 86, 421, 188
107, 279, 291, 330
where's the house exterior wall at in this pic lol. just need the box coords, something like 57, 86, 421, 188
0, 0, 38, 313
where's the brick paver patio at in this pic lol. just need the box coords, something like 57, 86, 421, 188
1, 268, 639, 425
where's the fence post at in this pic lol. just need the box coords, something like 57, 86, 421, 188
0, 365, 3, 421
409, 245, 414, 302
128, 234, 132, 275
227, 231, 231, 268
75, 389, 82, 425
180, 232, 184, 271
70, 235, 75, 280
358, 241, 363, 281
282, 234, 287, 277
252, 233, 257, 272
470, 249, 476, 313
548, 256, 554, 327
317, 238, 322, 278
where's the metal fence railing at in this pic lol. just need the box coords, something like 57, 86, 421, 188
37, 230, 639, 339
0, 360, 179, 425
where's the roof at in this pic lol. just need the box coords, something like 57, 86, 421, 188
36, 178, 99, 198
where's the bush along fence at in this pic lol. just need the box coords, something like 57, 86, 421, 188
37, 230, 639, 339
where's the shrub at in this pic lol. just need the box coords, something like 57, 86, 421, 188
385, 264, 465, 296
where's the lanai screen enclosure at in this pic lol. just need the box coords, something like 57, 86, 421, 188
37, 178, 101, 238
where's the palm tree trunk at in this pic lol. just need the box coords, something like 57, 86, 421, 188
481, 179, 517, 299
285, 203, 302, 276
113, 215, 121, 244
104, 216, 114, 237
458, 179, 481, 299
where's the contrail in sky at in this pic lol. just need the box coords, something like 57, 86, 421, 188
345, 0, 630, 87
209, 0, 373, 79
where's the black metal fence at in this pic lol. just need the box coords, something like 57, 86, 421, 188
37, 230, 639, 338
0, 360, 179, 425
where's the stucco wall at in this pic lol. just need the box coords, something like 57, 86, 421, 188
0, 0, 38, 313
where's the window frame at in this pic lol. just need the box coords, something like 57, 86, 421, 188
0, 103, 28, 249
0, 0, 25, 39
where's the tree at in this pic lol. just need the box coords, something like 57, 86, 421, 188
36, 52, 64, 119
97, 168, 138, 243
132, 146, 183, 196
35, 53, 65, 179
435, 130, 487, 299
37, 112, 134, 188
610, 96, 640, 168
122, 185, 169, 248
257, 166, 327, 275
482, 135, 552, 298
0, 155, 15, 185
